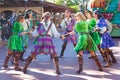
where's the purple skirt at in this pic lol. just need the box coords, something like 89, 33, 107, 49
64, 34, 77, 43
100, 32, 115, 48
32, 35, 56, 55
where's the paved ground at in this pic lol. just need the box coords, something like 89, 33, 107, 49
0, 38, 120, 80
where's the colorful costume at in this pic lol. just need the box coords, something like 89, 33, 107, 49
74, 20, 103, 73
23, 21, 61, 74
59, 18, 77, 57
61, 18, 77, 43
87, 18, 106, 61
87, 18, 101, 45
97, 18, 117, 67
74, 20, 97, 53
32, 22, 58, 55
97, 18, 115, 48
7, 22, 24, 51
3, 21, 24, 70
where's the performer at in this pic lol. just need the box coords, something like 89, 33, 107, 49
22, 12, 64, 75
3, 15, 29, 70
85, 10, 106, 61
93, 10, 117, 67
59, 10, 77, 58
73, 12, 103, 73
19, 11, 33, 61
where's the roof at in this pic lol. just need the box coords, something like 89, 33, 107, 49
0, 0, 75, 13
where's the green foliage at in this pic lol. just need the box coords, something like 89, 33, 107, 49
69, 5, 79, 12
55, 0, 64, 5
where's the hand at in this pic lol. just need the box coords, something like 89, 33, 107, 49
20, 32, 26, 35
60, 35, 65, 40
69, 31, 75, 35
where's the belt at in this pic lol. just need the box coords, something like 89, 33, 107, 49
79, 32, 89, 35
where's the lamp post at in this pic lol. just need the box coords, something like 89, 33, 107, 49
40, 0, 44, 15
24, 0, 28, 10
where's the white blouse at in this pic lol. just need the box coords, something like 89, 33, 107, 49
41, 20, 60, 38
60, 18, 72, 30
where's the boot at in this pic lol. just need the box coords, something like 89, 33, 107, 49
19, 50, 26, 61
92, 56, 103, 71
109, 50, 117, 63
14, 52, 22, 71
104, 61, 112, 68
53, 57, 61, 75
97, 45, 106, 62
23, 56, 33, 74
76, 55, 83, 73
59, 43, 67, 58
103, 52, 112, 68
10, 54, 15, 64
3, 51, 12, 69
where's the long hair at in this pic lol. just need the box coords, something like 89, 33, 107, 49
75, 12, 86, 21
94, 10, 103, 19
15, 14, 24, 22
85, 10, 93, 17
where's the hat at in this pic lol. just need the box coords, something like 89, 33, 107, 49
42, 12, 51, 19
94, 10, 101, 16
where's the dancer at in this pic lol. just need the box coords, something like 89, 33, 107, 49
22, 12, 64, 75
73, 12, 103, 73
19, 11, 34, 61
59, 10, 77, 58
85, 10, 106, 61
3, 15, 29, 70
93, 10, 117, 67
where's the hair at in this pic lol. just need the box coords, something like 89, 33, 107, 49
15, 14, 24, 22
75, 12, 86, 21
94, 10, 103, 19
65, 10, 71, 14
42, 12, 51, 20
85, 10, 93, 17
25, 11, 32, 19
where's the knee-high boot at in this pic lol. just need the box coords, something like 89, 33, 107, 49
76, 55, 83, 73
23, 56, 33, 74
109, 50, 117, 63
97, 45, 106, 62
53, 57, 61, 75
14, 52, 22, 71
19, 50, 26, 61
59, 42, 67, 58
92, 56, 103, 71
3, 51, 12, 69
103, 52, 112, 67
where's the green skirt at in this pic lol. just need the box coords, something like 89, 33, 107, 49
7, 34, 24, 52
90, 32, 101, 45
74, 33, 97, 53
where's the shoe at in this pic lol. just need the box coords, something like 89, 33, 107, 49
15, 67, 22, 71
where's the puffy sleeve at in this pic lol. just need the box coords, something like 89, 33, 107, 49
13, 22, 24, 35
60, 19, 66, 30
51, 23, 61, 38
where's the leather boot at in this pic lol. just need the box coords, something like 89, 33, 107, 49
92, 56, 103, 71
97, 45, 106, 62
103, 52, 112, 68
53, 57, 61, 75
23, 56, 33, 74
59, 42, 67, 58
76, 55, 83, 73
3, 50, 12, 69
19, 50, 26, 61
14, 52, 22, 71
109, 50, 117, 63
